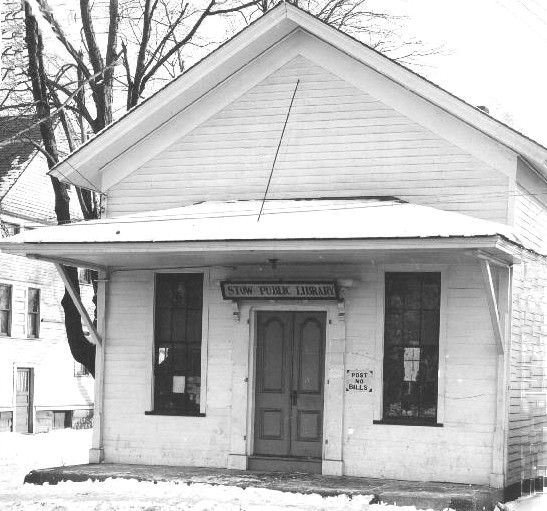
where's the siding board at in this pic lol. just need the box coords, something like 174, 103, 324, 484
108, 56, 508, 223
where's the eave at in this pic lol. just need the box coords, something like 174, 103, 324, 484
48, 3, 547, 192
0, 236, 521, 271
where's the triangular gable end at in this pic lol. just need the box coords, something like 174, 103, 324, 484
50, 3, 547, 196
107, 52, 510, 224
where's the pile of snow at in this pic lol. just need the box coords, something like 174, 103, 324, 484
1, 478, 422, 511
0, 429, 92, 489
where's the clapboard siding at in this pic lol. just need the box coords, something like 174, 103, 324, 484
108, 56, 508, 223
0, 252, 94, 412
510, 170, 547, 499
514, 185, 547, 253
506, 256, 547, 487
102, 261, 498, 482
103, 270, 233, 466
342, 263, 496, 483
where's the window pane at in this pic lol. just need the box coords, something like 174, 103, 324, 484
400, 381, 420, 417
0, 311, 9, 335
16, 370, 29, 392
154, 274, 203, 413
383, 346, 403, 418
422, 275, 441, 309
28, 314, 39, 337
155, 309, 173, 342
402, 311, 420, 345
420, 383, 437, 418
403, 347, 420, 382
28, 289, 39, 313
386, 279, 405, 309
403, 277, 421, 309
384, 313, 403, 345
421, 310, 439, 345
186, 309, 202, 344
418, 346, 438, 383
171, 309, 187, 342
0, 285, 10, 309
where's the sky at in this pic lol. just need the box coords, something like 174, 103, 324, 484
370, 0, 547, 146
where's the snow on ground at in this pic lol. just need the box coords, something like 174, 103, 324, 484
1, 429, 546, 510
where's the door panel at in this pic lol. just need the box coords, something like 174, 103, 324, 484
254, 313, 292, 455
16, 368, 33, 433
297, 318, 323, 393
290, 313, 324, 457
254, 311, 325, 459
261, 319, 286, 392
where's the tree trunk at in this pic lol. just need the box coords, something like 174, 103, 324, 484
24, 5, 96, 376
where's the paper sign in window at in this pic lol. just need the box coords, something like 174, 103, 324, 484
403, 347, 420, 382
172, 376, 186, 394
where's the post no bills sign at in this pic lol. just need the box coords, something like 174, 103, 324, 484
345, 369, 373, 393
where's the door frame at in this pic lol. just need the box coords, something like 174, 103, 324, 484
246, 304, 336, 463
13, 365, 35, 434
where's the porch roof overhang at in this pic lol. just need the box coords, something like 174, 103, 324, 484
0, 199, 525, 270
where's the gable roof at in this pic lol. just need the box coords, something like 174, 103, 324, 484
0, 115, 41, 201
49, 2, 547, 192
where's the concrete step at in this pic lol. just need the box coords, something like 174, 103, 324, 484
24, 463, 503, 511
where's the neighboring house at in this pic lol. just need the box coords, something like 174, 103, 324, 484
0, 116, 94, 433
3, 3, 547, 504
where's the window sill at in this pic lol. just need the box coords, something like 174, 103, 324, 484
145, 410, 205, 417
373, 419, 443, 427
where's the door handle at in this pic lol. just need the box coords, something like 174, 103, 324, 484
291, 390, 298, 407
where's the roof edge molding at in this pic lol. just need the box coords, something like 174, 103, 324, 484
49, 2, 547, 192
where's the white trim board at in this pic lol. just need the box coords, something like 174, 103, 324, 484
49, 3, 547, 192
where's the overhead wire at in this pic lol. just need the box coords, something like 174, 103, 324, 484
490, 0, 547, 43
258, 79, 300, 221
514, 0, 547, 25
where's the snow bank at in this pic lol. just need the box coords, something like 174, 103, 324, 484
0, 429, 92, 489
1, 477, 440, 511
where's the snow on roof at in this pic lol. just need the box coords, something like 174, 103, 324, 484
1, 198, 521, 246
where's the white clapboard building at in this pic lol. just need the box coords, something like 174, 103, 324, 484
2, 3, 547, 502
0, 116, 94, 433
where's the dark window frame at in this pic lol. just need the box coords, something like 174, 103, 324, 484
0, 283, 12, 336
150, 272, 205, 416
27, 287, 40, 338
78, 268, 94, 285
74, 362, 90, 377
381, 272, 442, 426
1, 222, 20, 237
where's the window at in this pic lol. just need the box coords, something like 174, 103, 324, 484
74, 362, 90, 377
78, 268, 94, 285
153, 273, 203, 414
1, 222, 20, 237
0, 284, 12, 336
382, 272, 440, 424
27, 288, 40, 338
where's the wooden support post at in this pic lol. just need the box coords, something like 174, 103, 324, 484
54, 263, 102, 346
480, 259, 504, 355
228, 303, 251, 470
482, 263, 511, 488
90, 269, 109, 464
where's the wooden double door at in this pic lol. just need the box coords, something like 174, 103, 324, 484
254, 311, 326, 459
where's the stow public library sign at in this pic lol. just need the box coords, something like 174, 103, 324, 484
220, 281, 339, 300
